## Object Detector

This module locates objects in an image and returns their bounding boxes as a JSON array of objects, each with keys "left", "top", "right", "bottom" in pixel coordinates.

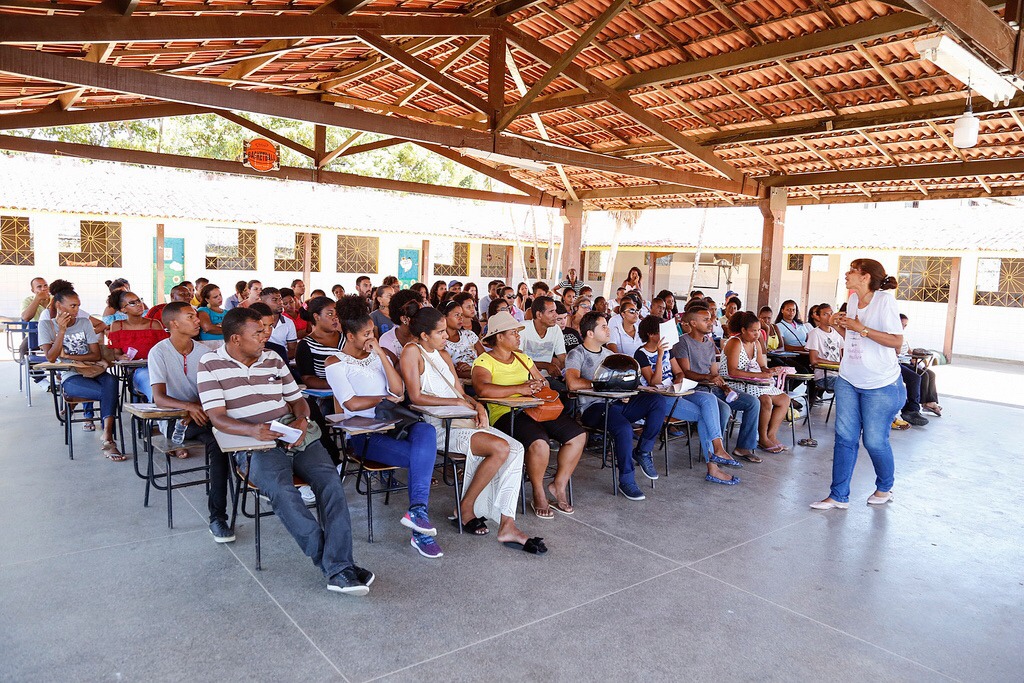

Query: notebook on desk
[{"left": 212, "top": 428, "right": 277, "bottom": 452}]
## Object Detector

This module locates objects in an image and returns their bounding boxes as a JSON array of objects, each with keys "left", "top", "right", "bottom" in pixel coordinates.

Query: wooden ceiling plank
[
  {"left": 708, "top": 0, "right": 765, "bottom": 46},
  {"left": 709, "top": 73, "right": 776, "bottom": 123},
  {"left": 355, "top": 31, "right": 490, "bottom": 113},
  {"left": 858, "top": 129, "right": 900, "bottom": 165},
  {"left": 624, "top": 5, "right": 693, "bottom": 62},
  {"left": 739, "top": 142, "right": 784, "bottom": 173},
  {"left": 795, "top": 137, "right": 839, "bottom": 170}
]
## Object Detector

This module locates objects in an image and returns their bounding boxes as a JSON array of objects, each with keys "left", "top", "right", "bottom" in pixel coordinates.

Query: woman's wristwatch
[{"left": 861, "top": 326, "right": 871, "bottom": 338}]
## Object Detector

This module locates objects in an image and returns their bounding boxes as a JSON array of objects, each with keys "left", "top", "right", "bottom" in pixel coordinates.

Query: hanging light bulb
[{"left": 953, "top": 77, "right": 980, "bottom": 149}]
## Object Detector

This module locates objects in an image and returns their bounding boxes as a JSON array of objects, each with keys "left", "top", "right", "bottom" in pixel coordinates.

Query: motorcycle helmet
[{"left": 591, "top": 354, "right": 641, "bottom": 392}]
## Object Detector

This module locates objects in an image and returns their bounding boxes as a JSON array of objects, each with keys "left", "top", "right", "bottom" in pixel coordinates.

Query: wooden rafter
[
  {"left": 764, "top": 158, "right": 1024, "bottom": 186},
  {"left": 853, "top": 42, "right": 912, "bottom": 105},
  {"left": 413, "top": 141, "right": 552, "bottom": 198},
  {"left": 776, "top": 58, "right": 838, "bottom": 116},
  {"left": 321, "top": 93, "right": 489, "bottom": 130},
  {"left": 0, "top": 102, "right": 207, "bottom": 130},
  {"left": 216, "top": 111, "right": 316, "bottom": 159}
]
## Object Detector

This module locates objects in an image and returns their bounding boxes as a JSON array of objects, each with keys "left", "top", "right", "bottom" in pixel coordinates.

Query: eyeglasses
[
  {"left": 125, "top": 299, "right": 143, "bottom": 307},
  {"left": 504, "top": 295, "right": 514, "bottom": 300},
  {"left": 623, "top": 308, "right": 637, "bottom": 314}
]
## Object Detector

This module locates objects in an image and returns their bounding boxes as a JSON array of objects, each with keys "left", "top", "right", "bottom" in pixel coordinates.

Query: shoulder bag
[{"left": 511, "top": 353, "right": 563, "bottom": 422}]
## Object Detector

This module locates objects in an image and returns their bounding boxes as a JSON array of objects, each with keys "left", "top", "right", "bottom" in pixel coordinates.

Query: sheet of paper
[
  {"left": 269, "top": 420, "right": 303, "bottom": 443},
  {"left": 672, "top": 378, "right": 698, "bottom": 393},
  {"left": 659, "top": 320, "right": 679, "bottom": 349}
]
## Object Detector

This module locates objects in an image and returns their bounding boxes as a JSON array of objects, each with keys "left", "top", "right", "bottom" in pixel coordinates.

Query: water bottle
[{"left": 171, "top": 418, "right": 187, "bottom": 444}]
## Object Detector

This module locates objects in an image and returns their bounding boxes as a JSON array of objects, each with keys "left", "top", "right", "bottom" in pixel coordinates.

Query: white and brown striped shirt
[{"left": 197, "top": 345, "right": 301, "bottom": 424}]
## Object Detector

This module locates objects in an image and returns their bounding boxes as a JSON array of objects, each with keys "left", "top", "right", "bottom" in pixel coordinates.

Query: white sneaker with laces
[{"left": 299, "top": 485, "right": 316, "bottom": 505}]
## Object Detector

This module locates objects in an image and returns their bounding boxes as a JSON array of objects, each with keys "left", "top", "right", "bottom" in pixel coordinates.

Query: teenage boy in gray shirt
[
  {"left": 148, "top": 302, "right": 234, "bottom": 544},
  {"left": 670, "top": 306, "right": 760, "bottom": 459},
  {"left": 565, "top": 312, "right": 668, "bottom": 501}
]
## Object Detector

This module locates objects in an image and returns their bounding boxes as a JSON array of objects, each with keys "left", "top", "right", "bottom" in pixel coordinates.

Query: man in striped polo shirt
[{"left": 198, "top": 307, "right": 372, "bottom": 596}]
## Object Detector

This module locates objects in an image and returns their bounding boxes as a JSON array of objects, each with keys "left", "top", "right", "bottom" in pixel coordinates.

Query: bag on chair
[{"left": 512, "top": 353, "right": 563, "bottom": 422}]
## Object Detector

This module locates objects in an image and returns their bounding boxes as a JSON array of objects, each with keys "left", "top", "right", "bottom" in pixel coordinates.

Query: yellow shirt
[{"left": 472, "top": 351, "right": 534, "bottom": 423}]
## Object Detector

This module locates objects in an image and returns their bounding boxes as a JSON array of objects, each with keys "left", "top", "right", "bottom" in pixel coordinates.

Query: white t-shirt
[
  {"left": 608, "top": 315, "right": 642, "bottom": 358},
  {"left": 379, "top": 327, "right": 402, "bottom": 359},
  {"left": 325, "top": 352, "right": 390, "bottom": 418},
  {"left": 518, "top": 321, "right": 566, "bottom": 364},
  {"left": 840, "top": 291, "right": 902, "bottom": 390},
  {"left": 268, "top": 314, "right": 297, "bottom": 348},
  {"left": 805, "top": 326, "right": 843, "bottom": 382}
]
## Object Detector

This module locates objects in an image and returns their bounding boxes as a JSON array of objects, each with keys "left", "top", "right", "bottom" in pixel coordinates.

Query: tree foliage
[{"left": 13, "top": 113, "right": 488, "bottom": 190}]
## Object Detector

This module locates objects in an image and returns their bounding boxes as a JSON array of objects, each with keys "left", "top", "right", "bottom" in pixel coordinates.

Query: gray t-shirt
[
  {"left": 148, "top": 338, "right": 212, "bottom": 403},
  {"left": 565, "top": 344, "right": 613, "bottom": 413},
  {"left": 670, "top": 334, "right": 717, "bottom": 375},
  {"left": 38, "top": 316, "right": 98, "bottom": 381}
]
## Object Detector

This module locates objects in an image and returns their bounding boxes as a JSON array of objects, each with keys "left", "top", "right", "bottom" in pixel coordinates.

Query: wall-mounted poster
[
  {"left": 398, "top": 248, "right": 419, "bottom": 288},
  {"left": 153, "top": 237, "right": 185, "bottom": 302}
]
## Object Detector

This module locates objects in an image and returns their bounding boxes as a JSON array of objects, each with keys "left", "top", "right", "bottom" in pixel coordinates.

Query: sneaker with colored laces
[
  {"left": 632, "top": 449, "right": 659, "bottom": 480},
  {"left": 618, "top": 481, "right": 647, "bottom": 500},
  {"left": 410, "top": 532, "right": 443, "bottom": 558},
  {"left": 327, "top": 567, "right": 370, "bottom": 596},
  {"left": 209, "top": 519, "right": 236, "bottom": 543},
  {"left": 400, "top": 505, "right": 437, "bottom": 536}
]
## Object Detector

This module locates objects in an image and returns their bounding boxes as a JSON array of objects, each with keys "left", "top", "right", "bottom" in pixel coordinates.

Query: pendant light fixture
[{"left": 953, "top": 79, "right": 980, "bottom": 149}]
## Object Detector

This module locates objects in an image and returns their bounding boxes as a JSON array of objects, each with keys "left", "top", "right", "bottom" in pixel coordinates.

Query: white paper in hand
[
  {"left": 659, "top": 319, "right": 680, "bottom": 349},
  {"left": 269, "top": 420, "right": 303, "bottom": 443}
]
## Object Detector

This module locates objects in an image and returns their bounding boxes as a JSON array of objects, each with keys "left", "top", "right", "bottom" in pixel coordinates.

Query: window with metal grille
[
  {"left": 787, "top": 254, "right": 804, "bottom": 271},
  {"left": 206, "top": 227, "right": 257, "bottom": 270},
  {"left": 0, "top": 215, "right": 33, "bottom": 266},
  {"left": 59, "top": 220, "right": 121, "bottom": 268},
  {"left": 586, "top": 251, "right": 606, "bottom": 282},
  {"left": 896, "top": 256, "right": 952, "bottom": 304},
  {"left": 336, "top": 235, "right": 379, "bottom": 274},
  {"left": 479, "top": 243, "right": 506, "bottom": 278},
  {"left": 275, "top": 232, "right": 321, "bottom": 272},
  {"left": 975, "top": 257, "right": 1024, "bottom": 308},
  {"left": 521, "top": 245, "right": 548, "bottom": 279},
  {"left": 434, "top": 242, "right": 469, "bottom": 278}
]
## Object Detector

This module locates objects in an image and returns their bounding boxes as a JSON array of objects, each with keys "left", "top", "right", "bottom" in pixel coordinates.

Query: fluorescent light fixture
[
  {"left": 915, "top": 35, "right": 1019, "bottom": 105},
  {"left": 454, "top": 147, "right": 551, "bottom": 173}
]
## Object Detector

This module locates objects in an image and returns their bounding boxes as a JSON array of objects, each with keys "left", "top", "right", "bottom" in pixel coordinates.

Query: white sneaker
[
  {"left": 809, "top": 499, "right": 849, "bottom": 510},
  {"left": 299, "top": 485, "right": 316, "bottom": 505},
  {"left": 867, "top": 491, "right": 893, "bottom": 505}
]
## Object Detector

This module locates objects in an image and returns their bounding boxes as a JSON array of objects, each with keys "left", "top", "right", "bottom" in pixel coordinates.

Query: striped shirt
[
  {"left": 295, "top": 334, "right": 343, "bottom": 380},
  {"left": 197, "top": 345, "right": 301, "bottom": 424}
]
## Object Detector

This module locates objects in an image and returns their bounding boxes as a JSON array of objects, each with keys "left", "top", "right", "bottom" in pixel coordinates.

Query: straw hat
[{"left": 483, "top": 311, "right": 524, "bottom": 338}]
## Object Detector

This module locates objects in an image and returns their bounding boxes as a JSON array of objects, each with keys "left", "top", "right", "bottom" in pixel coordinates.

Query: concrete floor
[{"left": 1, "top": 361, "right": 1021, "bottom": 682}]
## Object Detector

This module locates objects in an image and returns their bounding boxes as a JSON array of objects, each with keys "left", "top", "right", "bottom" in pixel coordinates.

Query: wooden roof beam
[
  {"left": 0, "top": 133, "right": 563, "bottom": 208},
  {"left": 518, "top": 12, "right": 932, "bottom": 116},
  {"left": 576, "top": 183, "right": 706, "bottom": 200},
  {"left": 764, "top": 157, "right": 1024, "bottom": 186},
  {"left": 0, "top": 15, "right": 505, "bottom": 43},
  {"left": 0, "top": 102, "right": 207, "bottom": 130},
  {"left": 926, "top": 120, "right": 970, "bottom": 162},
  {"left": 0, "top": 44, "right": 751, "bottom": 193},
  {"left": 496, "top": 0, "right": 629, "bottom": 133},
  {"left": 215, "top": 111, "right": 317, "bottom": 159},
  {"left": 412, "top": 141, "right": 556, "bottom": 199}
]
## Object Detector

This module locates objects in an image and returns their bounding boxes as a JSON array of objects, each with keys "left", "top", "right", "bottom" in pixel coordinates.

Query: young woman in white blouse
[
  {"left": 400, "top": 308, "right": 543, "bottom": 554},
  {"left": 324, "top": 296, "right": 442, "bottom": 559},
  {"left": 607, "top": 297, "right": 642, "bottom": 357},
  {"left": 811, "top": 259, "right": 906, "bottom": 511}
]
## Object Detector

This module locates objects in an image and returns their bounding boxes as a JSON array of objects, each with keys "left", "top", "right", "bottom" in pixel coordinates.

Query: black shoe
[
  {"left": 901, "top": 411, "right": 929, "bottom": 427},
  {"left": 353, "top": 565, "right": 375, "bottom": 587},
  {"left": 327, "top": 567, "right": 369, "bottom": 596},
  {"left": 209, "top": 519, "right": 235, "bottom": 543}
]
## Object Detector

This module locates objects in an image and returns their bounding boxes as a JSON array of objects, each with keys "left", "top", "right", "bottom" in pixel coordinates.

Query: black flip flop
[
  {"left": 502, "top": 537, "right": 548, "bottom": 555},
  {"left": 798, "top": 438, "right": 818, "bottom": 448},
  {"left": 448, "top": 515, "right": 489, "bottom": 535},
  {"left": 733, "top": 451, "right": 763, "bottom": 463}
]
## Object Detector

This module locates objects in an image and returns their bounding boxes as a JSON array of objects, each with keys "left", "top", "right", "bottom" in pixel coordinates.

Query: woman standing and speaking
[{"left": 811, "top": 259, "right": 906, "bottom": 510}]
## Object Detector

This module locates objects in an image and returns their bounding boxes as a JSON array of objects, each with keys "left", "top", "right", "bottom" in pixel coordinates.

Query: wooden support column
[
  {"left": 420, "top": 239, "right": 430, "bottom": 283},
  {"left": 943, "top": 256, "right": 962, "bottom": 361},
  {"left": 757, "top": 188, "right": 786, "bottom": 311},
  {"left": 559, "top": 200, "right": 583, "bottom": 284},
  {"left": 313, "top": 125, "right": 326, "bottom": 181},
  {"left": 505, "top": 245, "right": 515, "bottom": 281},
  {"left": 800, "top": 253, "right": 812, "bottom": 319},
  {"left": 302, "top": 232, "right": 312, "bottom": 295},
  {"left": 155, "top": 222, "right": 165, "bottom": 304}
]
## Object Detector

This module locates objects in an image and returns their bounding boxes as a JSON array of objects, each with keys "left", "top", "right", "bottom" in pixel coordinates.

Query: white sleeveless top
[{"left": 416, "top": 345, "right": 460, "bottom": 400}]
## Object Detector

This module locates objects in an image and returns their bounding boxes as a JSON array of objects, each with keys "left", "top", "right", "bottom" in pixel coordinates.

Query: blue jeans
[
  {"left": 132, "top": 367, "right": 153, "bottom": 402},
  {"left": 62, "top": 372, "right": 118, "bottom": 420},
  {"left": 666, "top": 391, "right": 729, "bottom": 457},
  {"left": 829, "top": 376, "right": 906, "bottom": 503},
  {"left": 900, "top": 364, "right": 921, "bottom": 413},
  {"left": 350, "top": 421, "right": 436, "bottom": 508},
  {"left": 241, "top": 440, "right": 354, "bottom": 579},
  {"left": 710, "top": 387, "right": 760, "bottom": 451},
  {"left": 582, "top": 392, "right": 668, "bottom": 486}
]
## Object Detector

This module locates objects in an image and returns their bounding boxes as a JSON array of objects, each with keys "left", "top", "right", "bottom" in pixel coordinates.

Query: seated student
[
  {"left": 607, "top": 293, "right": 642, "bottom": 358},
  {"left": 198, "top": 308, "right": 371, "bottom": 595},
  {"left": 481, "top": 296, "right": 511, "bottom": 338},
  {"left": 191, "top": 278, "right": 209, "bottom": 307},
  {"left": 331, "top": 284, "right": 345, "bottom": 300},
  {"left": 566, "top": 311, "right": 669, "bottom": 501},
  {"left": 106, "top": 289, "right": 169, "bottom": 401},
  {"left": 38, "top": 280, "right": 123, "bottom": 460},
  {"left": 295, "top": 297, "right": 341, "bottom": 390},
  {"left": 281, "top": 288, "right": 309, "bottom": 341},
  {"left": 453, "top": 291, "right": 482, "bottom": 337},
  {"left": 775, "top": 299, "right": 808, "bottom": 352},
  {"left": 22, "top": 276, "right": 50, "bottom": 323},
  {"left": 805, "top": 303, "right": 843, "bottom": 392},
  {"left": 473, "top": 311, "right": 585, "bottom": 518},
  {"left": 758, "top": 306, "right": 782, "bottom": 354},
  {"left": 721, "top": 296, "right": 741, "bottom": 331},
  {"left": 499, "top": 286, "right": 525, "bottom": 322},
  {"left": 634, "top": 315, "right": 741, "bottom": 483},
  {"left": 379, "top": 289, "right": 423, "bottom": 364},
  {"left": 900, "top": 313, "right": 942, "bottom": 418},
  {"left": 311, "top": 289, "right": 327, "bottom": 299},
  {"left": 100, "top": 278, "right": 132, "bottom": 326},
  {"left": 671, "top": 307, "right": 762, "bottom": 462},
  {"left": 259, "top": 287, "right": 297, "bottom": 361},
  {"left": 478, "top": 279, "right": 502, "bottom": 319},
  {"left": 592, "top": 296, "right": 609, "bottom": 315},
  {"left": 429, "top": 280, "right": 448, "bottom": 308},
  {"left": 370, "top": 285, "right": 393, "bottom": 336},
  {"left": 289, "top": 279, "right": 306, "bottom": 305},
  {"left": 519, "top": 296, "right": 566, "bottom": 383},
  {"left": 648, "top": 297, "right": 666, "bottom": 322},
  {"left": 248, "top": 302, "right": 288, "bottom": 365},
  {"left": 196, "top": 284, "right": 226, "bottom": 346},
  {"left": 440, "top": 299, "right": 484, "bottom": 379},
  {"left": 401, "top": 308, "right": 542, "bottom": 553},
  {"left": 560, "top": 286, "right": 577, "bottom": 316},
  {"left": 223, "top": 281, "right": 244, "bottom": 311},
  {"left": 149, "top": 302, "right": 232, "bottom": 539},
  {"left": 325, "top": 296, "right": 442, "bottom": 559},
  {"left": 144, "top": 284, "right": 191, "bottom": 322},
  {"left": 722, "top": 312, "right": 791, "bottom": 454},
  {"left": 555, "top": 302, "right": 582, "bottom": 354}
]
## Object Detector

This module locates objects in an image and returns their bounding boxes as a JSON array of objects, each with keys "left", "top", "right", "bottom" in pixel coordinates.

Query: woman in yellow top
[
  {"left": 472, "top": 312, "right": 586, "bottom": 519},
  {"left": 758, "top": 306, "right": 782, "bottom": 353}
]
